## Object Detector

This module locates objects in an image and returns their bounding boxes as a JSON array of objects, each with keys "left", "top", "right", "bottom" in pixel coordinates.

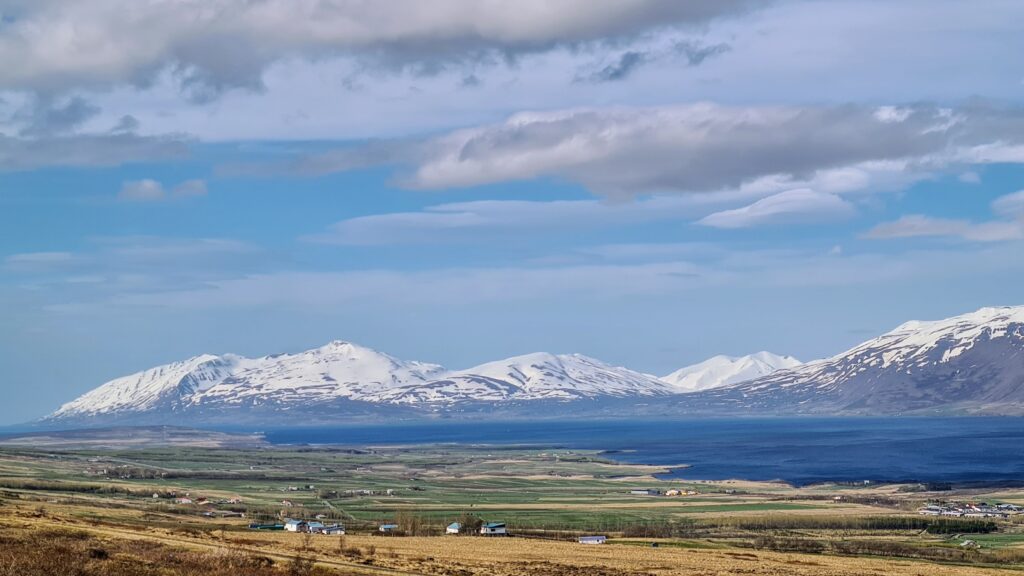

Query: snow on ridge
[
  {"left": 51, "top": 354, "right": 245, "bottom": 417},
  {"left": 49, "top": 305, "right": 1024, "bottom": 419},
  {"left": 50, "top": 345, "right": 680, "bottom": 419},
  {"left": 443, "top": 352, "right": 674, "bottom": 401},
  {"left": 725, "top": 304, "right": 1024, "bottom": 396},
  {"left": 661, "top": 352, "right": 801, "bottom": 393}
]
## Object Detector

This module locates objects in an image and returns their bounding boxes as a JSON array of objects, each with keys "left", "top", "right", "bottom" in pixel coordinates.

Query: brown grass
[
  {"left": 3, "top": 496, "right": 1023, "bottom": 576},
  {"left": 0, "top": 526, "right": 339, "bottom": 576}
]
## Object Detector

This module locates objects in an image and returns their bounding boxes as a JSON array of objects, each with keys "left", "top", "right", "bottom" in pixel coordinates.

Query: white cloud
[
  {"left": 0, "top": 0, "right": 758, "bottom": 95},
  {"left": 401, "top": 104, "right": 959, "bottom": 195},
  {"left": 865, "top": 190, "right": 1024, "bottom": 243},
  {"left": 117, "top": 178, "right": 208, "bottom": 202},
  {"left": 118, "top": 179, "right": 165, "bottom": 202},
  {"left": 40, "top": 241, "right": 1024, "bottom": 317},
  {"left": 299, "top": 103, "right": 1024, "bottom": 200},
  {"left": 697, "top": 189, "right": 856, "bottom": 229},
  {"left": 3, "top": 251, "right": 76, "bottom": 273},
  {"left": 0, "top": 132, "right": 187, "bottom": 172},
  {"left": 992, "top": 190, "right": 1024, "bottom": 219},
  {"left": 304, "top": 193, "right": 752, "bottom": 246},
  {"left": 4, "top": 251, "right": 74, "bottom": 265},
  {"left": 173, "top": 179, "right": 208, "bottom": 198},
  {"left": 958, "top": 171, "right": 981, "bottom": 184},
  {"left": 864, "top": 215, "right": 1024, "bottom": 243}
]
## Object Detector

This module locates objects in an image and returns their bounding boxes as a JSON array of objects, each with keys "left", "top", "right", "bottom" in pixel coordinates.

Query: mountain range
[{"left": 43, "top": 305, "right": 1024, "bottom": 424}]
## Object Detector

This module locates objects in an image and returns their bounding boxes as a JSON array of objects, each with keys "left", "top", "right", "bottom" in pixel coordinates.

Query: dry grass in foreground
[{"left": 0, "top": 526, "right": 338, "bottom": 576}]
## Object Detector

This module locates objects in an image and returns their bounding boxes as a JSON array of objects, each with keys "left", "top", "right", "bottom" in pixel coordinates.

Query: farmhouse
[
  {"left": 579, "top": 536, "right": 607, "bottom": 545},
  {"left": 379, "top": 524, "right": 399, "bottom": 533},
  {"left": 321, "top": 525, "right": 345, "bottom": 535},
  {"left": 446, "top": 522, "right": 462, "bottom": 534},
  {"left": 284, "top": 519, "right": 307, "bottom": 532},
  {"left": 480, "top": 522, "right": 507, "bottom": 536}
]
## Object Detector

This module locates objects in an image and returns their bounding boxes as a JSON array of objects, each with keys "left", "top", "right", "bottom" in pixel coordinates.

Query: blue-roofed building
[
  {"left": 284, "top": 519, "right": 307, "bottom": 532},
  {"left": 480, "top": 522, "right": 507, "bottom": 536},
  {"left": 446, "top": 522, "right": 462, "bottom": 534},
  {"left": 379, "top": 523, "right": 399, "bottom": 533}
]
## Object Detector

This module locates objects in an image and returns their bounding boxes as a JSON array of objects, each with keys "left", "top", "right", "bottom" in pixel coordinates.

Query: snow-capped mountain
[
  {"left": 50, "top": 354, "right": 251, "bottom": 419},
  {"left": 660, "top": 352, "right": 801, "bottom": 393},
  {"left": 191, "top": 341, "right": 445, "bottom": 407},
  {"left": 380, "top": 353, "right": 673, "bottom": 405},
  {"left": 686, "top": 306, "right": 1024, "bottom": 415},
  {"left": 43, "top": 305, "right": 1024, "bottom": 424},
  {"left": 46, "top": 345, "right": 674, "bottom": 422}
]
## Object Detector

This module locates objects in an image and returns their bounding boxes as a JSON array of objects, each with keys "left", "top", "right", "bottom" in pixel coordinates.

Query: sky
[{"left": 2, "top": 0, "right": 1024, "bottom": 424}]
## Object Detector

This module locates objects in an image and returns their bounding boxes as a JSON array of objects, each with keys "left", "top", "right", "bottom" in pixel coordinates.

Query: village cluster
[
  {"left": 257, "top": 519, "right": 610, "bottom": 544},
  {"left": 918, "top": 501, "right": 1024, "bottom": 518},
  {"left": 630, "top": 488, "right": 702, "bottom": 496}
]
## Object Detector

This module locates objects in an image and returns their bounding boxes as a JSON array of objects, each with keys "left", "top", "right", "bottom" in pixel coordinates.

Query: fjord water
[{"left": 264, "top": 418, "right": 1024, "bottom": 486}]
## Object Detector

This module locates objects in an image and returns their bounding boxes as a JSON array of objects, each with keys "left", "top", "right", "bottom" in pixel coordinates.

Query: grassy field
[{"left": 2, "top": 439, "right": 1024, "bottom": 575}]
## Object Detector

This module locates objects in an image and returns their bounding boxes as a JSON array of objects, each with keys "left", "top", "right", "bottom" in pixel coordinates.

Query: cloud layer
[
  {"left": 0, "top": 0, "right": 759, "bottom": 95},
  {"left": 300, "top": 103, "right": 1024, "bottom": 199}
]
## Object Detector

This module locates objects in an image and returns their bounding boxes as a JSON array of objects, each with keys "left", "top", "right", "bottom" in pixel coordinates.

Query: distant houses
[
  {"left": 579, "top": 535, "right": 607, "bottom": 545},
  {"left": 282, "top": 519, "right": 344, "bottom": 534},
  {"left": 918, "top": 501, "right": 1023, "bottom": 518},
  {"left": 629, "top": 489, "right": 661, "bottom": 496},
  {"left": 665, "top": 489, "right": 699, "bottom": 497},
  {"left": 379, "top": 523, "right": 399, "bottom": 533},
  {"left": 446, "top": 522, "right": 462, "bottom": 534},
  {"left": 480, "top": 522, "right": 507, "bottom": 536}
]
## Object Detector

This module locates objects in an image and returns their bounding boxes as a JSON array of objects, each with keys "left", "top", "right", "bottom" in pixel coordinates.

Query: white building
[
  {"left": 480, "top": 522, "right": 507, "bottom": 536},
  {"left": 284, "top": 520, "right": 307, "bottom": 532}
]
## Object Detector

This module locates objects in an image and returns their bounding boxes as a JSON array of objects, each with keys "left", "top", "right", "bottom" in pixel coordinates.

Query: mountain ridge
[{"left": 43, "top": 305, "right": 1024, "bottom": 423}]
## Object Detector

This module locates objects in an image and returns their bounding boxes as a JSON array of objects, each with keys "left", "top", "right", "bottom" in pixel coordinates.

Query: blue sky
[{"left": 2, "top": 0, "right": 1024, "bottom": 424}]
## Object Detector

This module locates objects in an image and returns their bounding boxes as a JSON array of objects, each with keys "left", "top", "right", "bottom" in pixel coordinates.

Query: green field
[{"left": 2, "top": 435, "right": 1024, "bottom": 572}]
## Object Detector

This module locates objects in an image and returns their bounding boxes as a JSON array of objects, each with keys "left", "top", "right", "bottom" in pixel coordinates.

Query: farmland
[{"left": 2, "top": 432, "right": 1024, "bottom": 575}]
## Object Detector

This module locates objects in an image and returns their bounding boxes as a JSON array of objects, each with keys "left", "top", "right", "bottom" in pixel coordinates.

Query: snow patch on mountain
[
  {"left": 413, "top": 352, "right": 674, "bottom": 403},
  {"left": 50, "top": 354, "right": 249, "bottom": 418},
  {"left": 661, "top": 352, "right": 802, "bottom": 393},
  {"left": 191, "top": 341, "right": 445, "bottom": 406},
  {"left": 689, "top": 305, "right": 1024, "bottom": 415}
]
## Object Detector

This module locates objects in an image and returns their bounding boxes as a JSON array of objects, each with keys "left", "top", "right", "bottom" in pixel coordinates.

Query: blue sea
[{"left": 262, "top": 418, "right": 1024, "bottom": 486}]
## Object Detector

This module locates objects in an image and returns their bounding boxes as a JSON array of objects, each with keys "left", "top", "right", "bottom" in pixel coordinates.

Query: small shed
[
  {"left": 379, "top": 524, "right": 399, "bottom": 533},
  {"left": 579, "top": 536, "right": 607, "bottom": 545},
  {"left": 480, "top": 522, "right": 507, "bottom": 536},
  {"left": 446, "top": 522, "right": 462, "bottom": 534}
]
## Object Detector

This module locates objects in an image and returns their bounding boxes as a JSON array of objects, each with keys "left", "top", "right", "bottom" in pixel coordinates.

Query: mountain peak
[
  {"left": 890, "top": 305, "right": 1024, "bottom": 334},
  {"left": 661, "top": 352, "right": 801, "bottom": 393},
  {"left": 691, "top": 304, "right": 1024, "bottom": 415}
]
